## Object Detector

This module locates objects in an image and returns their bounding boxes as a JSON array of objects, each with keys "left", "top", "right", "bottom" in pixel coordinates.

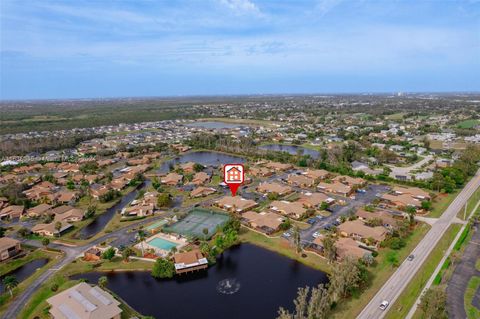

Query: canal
[
  {"left": 72, "top": 243, "right": 328, "bottom": 319},
  {"left": 0, "top": 258, "right": 49, "bottom": 293},
  {"left": 259, "top": 144, "right": 320, "bottom": 159}
]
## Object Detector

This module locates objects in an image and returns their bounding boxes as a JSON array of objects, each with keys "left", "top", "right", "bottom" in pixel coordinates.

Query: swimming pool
[{"left": 147, "top": 237, "right": 178, "bottom": 251}]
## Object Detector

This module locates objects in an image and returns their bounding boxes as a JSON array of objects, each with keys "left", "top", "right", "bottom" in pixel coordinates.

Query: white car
[
  {"left": 379, "top": 300, "right": 389, "bottom": 311},
  {"left": 312, "top": 231, "right": 321, "bottom": 238}
]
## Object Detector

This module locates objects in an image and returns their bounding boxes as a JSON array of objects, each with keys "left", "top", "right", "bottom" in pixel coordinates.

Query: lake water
[
  {"left": 71, "top": 243, "right": 328, "bottom": 319},
  {"left": 186, "top": 121, "right": 243, "bottom": 129},
  {"left": 0, "top": 258, "right": 49, "bottom": 293},
  {"left": 78, "top": 180, "right": 151, "bottom": 239},
  {"left": 259, "top": 144, "right": 320, "bottom": 159},
  {"left": 158, "top": 151, "right": 245, "bottom": 173}
]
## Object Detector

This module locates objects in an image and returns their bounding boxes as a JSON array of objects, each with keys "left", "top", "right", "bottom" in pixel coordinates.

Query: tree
[
  {"left": 421, "top": 200, "right": 432, "bottom": 211},
  {"left": 54, "top": 221, "right": 62, "bottom": 237},
  {"left": 137, "top": 230, "right": 146, "bottom": 257},
  {"left": 151, "top": 258, "right": 175, "bottom": 279},
  {"left": 42, "top": 237, "right": 50, "bottom": 248},
  {"left": 328, "top": 257, "right": 363, "bottom": 302},
  {"left": 3, "top": 275, "right": 18, "bottom": 297},
  {"left": 85, "top": 205, "right": 96, "bottom": 218},
  {"left": 292, "top": 226, "right": 302, "bottom": 254},
  {"left": 406, "top": 206, "right": 416, "bottom": 225},
  {"left": 202, "top": 228, "right": 209, "bottom": 238},
  {"left": 98, "top": 276, "right": 108, "bottom": 289},
  {"left": 322, "top": 236, "right": 337, "bottom": 263},
  {"left": 193, "top": 163, "right": 204, "bottom": 172},
  {"left": 121, "top": 247, "right": 133, "bottom": 262},
  {"left": 0, "top": 226, "right": 5, "bottom": 237},
  {"left": 102, "top": 247, "right": 116, "bottom": 260},
  {"left": 267, "top": 192, "right": 279, "bottom": 200},
  {"left": 157, "top": 193, "right": 173, "bottom": 208},
  {"left": 386, "top": 251, "right": 399, "bottom": 268},
  {"left": 277, "top": 284, "right": 330, "bottom": 319},
  {"left": 418, "top": 287, "right": 448, "bottom": 319}
]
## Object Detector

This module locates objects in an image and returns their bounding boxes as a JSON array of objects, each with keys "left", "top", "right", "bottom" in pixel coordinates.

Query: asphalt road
[{"left": 357, "top": 168, "right": 480, "bottom": 319}]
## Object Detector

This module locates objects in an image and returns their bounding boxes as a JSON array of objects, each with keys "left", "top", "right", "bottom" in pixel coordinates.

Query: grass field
[
  {"left": 457, "top": 119, "right": 480, "bottom": 129},
  {"left": 429, "top": 190, "right": 459, "bottom": 218},
  {"left": 465, "top": 276, "right": 480, "bottom": 319},
  {"left": 385, "top": 223, "right": 462, "bottom": 319},
  {"left": 476, "top": 259, "right": 480, "bottom": 271}
]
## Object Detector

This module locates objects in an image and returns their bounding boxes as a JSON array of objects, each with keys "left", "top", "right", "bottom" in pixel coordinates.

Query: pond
[
  {"left": 0, "top": 258, "right": 49, "bottom": 293},
  {"left": 71, "top": 243, "right": 328, "bottom": 319},
  {"left": 158, "top": 151, "right": 245, "bottom": 173},
  {"left": 259, "top": 144, "right": 320, "bottom": 159},
  {"left": 78, "top": 180, "right": 151, "bottom": 239},
  {"left": 185, "top": 121, "right": 244, "bottom": 129}
]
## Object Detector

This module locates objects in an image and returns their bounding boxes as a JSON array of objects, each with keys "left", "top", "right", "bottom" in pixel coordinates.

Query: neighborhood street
[{"left": 357, "top": 168, "right": 480, "bottom": 319}]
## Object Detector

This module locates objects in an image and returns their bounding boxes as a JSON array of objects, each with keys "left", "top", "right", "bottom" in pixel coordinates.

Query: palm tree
[
  {"left": 3, "top": 275, "right": 18, "bottom": 297},
  {"left": 41, "top": 237, "right": 50, "bottom": 248},
  {"left": 98, "top": 276, "right": 108, "bottom": 289},
  {"left": 122, "top": 247, "right": 133, "bottom": 262},
  {"left": 292, "top": 226, "right": 302, "bottom": 254},
  {"left": 137, "top": 230, "right": 146, "bottom": 257},
  {"left": 170, "top": 246, "right": 178, "bottom": 255}
]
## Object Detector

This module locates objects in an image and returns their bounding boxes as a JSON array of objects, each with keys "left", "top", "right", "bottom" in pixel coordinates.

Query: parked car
[
  {"left": 312, "top": 231, "right": 321, "bottom": 238},
  {"left": 307, "top": 218, "right": 317, "bottom": 225},
  {"left": 316, "top": 215, "right": 325, "bottom": 220},
  {"left": 282, "top": 232, "right": 291, "bottom": 238},
  {"left": 379, "top": 300, "right": 389, "bottom": 311},
  {"left": 357, "top": 189, "right": 366, "bottom": 193}
]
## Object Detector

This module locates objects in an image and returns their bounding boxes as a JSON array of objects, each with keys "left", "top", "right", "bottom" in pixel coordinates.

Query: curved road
[{"left": 357, "top": 169, "right": 480, "bottom": 319}]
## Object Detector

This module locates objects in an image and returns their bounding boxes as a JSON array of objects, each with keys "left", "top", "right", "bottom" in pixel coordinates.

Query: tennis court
[{"left": 164, "top": 208, "right": 230, "bottom": 239}]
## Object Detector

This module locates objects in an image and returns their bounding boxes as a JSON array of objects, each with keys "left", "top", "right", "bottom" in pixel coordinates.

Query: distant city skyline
[{"left": 1, "top": 0, "right": 479, "bottom": 100}]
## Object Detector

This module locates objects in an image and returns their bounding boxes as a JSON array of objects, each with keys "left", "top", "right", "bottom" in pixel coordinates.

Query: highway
[{"left": 357, "top": 169, "right": 480, "bottom": 319}]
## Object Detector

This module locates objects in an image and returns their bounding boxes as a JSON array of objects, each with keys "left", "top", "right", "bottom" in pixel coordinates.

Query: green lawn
[
  {"left": 429, "top": 190, "right": 459, "bottom": 218},
  {"left": 457, "top": 119, "right": 480, "bottom": 129},
  {"left": 18, "top": 256, "right": 153, "bottom": 319},
  {"left": 476, "top": 259, "right": 480, "bottom": 272},
  {"left": 465, "top": 276, "right": 480, "bottom": 319},
  {"left": 385, "top": 223, "right": 462, "bottom": 319}
]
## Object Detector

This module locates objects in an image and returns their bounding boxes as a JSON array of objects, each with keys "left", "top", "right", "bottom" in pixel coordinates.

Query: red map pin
[{"left": 224, "top": 164, "right": 244, "bottom": 197}]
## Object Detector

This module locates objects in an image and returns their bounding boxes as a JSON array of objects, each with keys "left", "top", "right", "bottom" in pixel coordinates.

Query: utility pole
[{"left": 464, "top": 200, "right": 468, "bottom": 220}]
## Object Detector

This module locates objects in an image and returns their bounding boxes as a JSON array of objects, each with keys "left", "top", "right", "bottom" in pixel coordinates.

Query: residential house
[
  {"left": 174, "top": 249, "right": 208, "bottom": 274},
  {"left": 286, "top": 174, "right": 315, "bottom": 188},
  {"left": 338, "top": 219, "right": 387, "bottom": 246},
  {"left": 32, "top": 221, "right": 73, "bottom": 237},
  {"left": 27, "top": 203, "right": 53, "bottom": 218},
  {"left": 241, "top": 211, "right": 284, "bottom": 234},
  {"left": 303, "top": 169, "right": 330, "bottom": 181},
  {"left": 191, "top": 172, "right": 210, "bottom": 185},
  {"left": 381, "top": 193, "right": 422, "bottom": 209},
  {"left": 0, "top": 205, "right": 25, "bottom": 219},
  {"left": 54, "top": 208, "right": 85, "bottom": 223},
  {"left": 122, "top": 204, "right": 154, "bottom": 217},
  {"left": 355, "top": 209, "right": 399, "bottom": 229},
  {"left": 264, "top": 161, "right": 293, "bottom": 172},
  {"left": 215, "top": 196, "right": 257, "bottom": 213},
  {"left": 256, "top": 182, "right": 292, "bottom": 196},
  {"left": 335, "top": 237, "right": 372, "bottom": 261},
  {"left": 0, "top": 237, "right": 21, "bottom": 261},
  {"left": 269, "top": 200, "right": 306, "bottom": 219},
  {"left": 296, "top": 192, "right": 334, "bottom": 208},
  {"left": 333, "top": 175, "right": 366, "bottom": 188},
  {"left": 47, "top": 282, "right": 122, "bottom": 319},
  {"left": 84, "top": 247, "right": 102, "bottom": 262},
  {"left": 161, "top": 173, "right": 184, "bottom": 186},
  {"left": 180, "top": 162, "right": 197, "bottom": 173},
  {"left": 190, "top": 186, "right": 216, "bottom": 198},
  {"left": 317, "top": 181, "right": 352, "bottom": 197},
  {"left": 90, "top": 184, "right": 111, "bottom": 200},
  {"left": 249, "top": 166, "right": 274, "bottom": 177},
  {"left": 392, "top": 186, "right": 431, "bottom": 200}
]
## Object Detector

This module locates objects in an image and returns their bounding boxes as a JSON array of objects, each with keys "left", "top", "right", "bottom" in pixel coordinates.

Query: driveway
[{"left": 446, "top": 224, "right": 480, "bottom": 319}]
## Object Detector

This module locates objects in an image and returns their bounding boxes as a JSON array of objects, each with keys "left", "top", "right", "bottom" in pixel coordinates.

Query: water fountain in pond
[{"left": 216, "top": 278, "right": 240, "bottom": 295}]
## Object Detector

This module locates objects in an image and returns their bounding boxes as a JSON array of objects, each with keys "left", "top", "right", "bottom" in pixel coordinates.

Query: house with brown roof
[
  {"left": 161, "top": 173, "right": 184, "bottom": 186},
  {"left": 335, "top": 237, "right": 372, "bottom": 261},
  {"left": 337, "top": 219, "right": 387, "bottom": 246},
  {"left": 110, "top": 178, "right": 128, "bottom": 191},
  {"left": 55, "top": 190, "right": 79, "bottom": 204},
  {"left": 190, "top": 186, "right": 217, "bottom": 198},
  {"left": 269, "top": 200, "right": 306, "bottom": 219},
  {"left": 241, "top": 211, "right": 285, "bottom": 234},
  {"left": 0, "top": 205, "right": 25, "bottom": 219},
  {"left": 264, "top": 161, "right": 293, "bottom": 171},
  {"left": 249, "top": 166, "right": 274, "bottom": 177},
  {"left": 180, "top": 162, "right": 197, "bottom": 173},
  {"left": 32, "top": 221, "right": 73, "bottom": 237},
  {"left": 296, "top": 192, "right": 334, "bottom": 208},
  {"left": 27, "top": 203, "right": 53, "bottom": 218},
  {"left": 381, "top": 193, "right": 422, "bottom": 209},
  {"left": 47, "top": 282, "right": 122, "bottom": 319},
  {"left": 317, "top": 181, "right": 353, "bottom": 197},
  {"left": 355, "top": 209, "right": 399, "bottom": 229},
  {"left": 83, "top": 247, "right": 102, "bottom": 262},
  {"left": 122, "top": 204, "right": 154, "bottom": 217},
  {"left": 174, "top": 250, "right": 208, "bottom": 274},
  {"left": 256, "top": 182, "right": 293, "bottom": 196},
  {"left": 286, "top": 174, "right": 315, "bottom": 188},
  {"left": 0, "top": 237, "right": 21, "bottom": 261},
  {"left": 215, "top": 196, "right": 258, "bottom": 213},
  {"left": 333, "top": 175, "right": 366, "bottom": 187},
  {"left": 54, "top": 208, "right": 85, "bottom": 222},
  {"left": 191, "top": 172, "right": 210, "bottom": 185},
  {"left": 90, "top": 184, "right": 111, "bottom": 199},
  {"left": 303, "top": 169, "right": 330, "bottom": 181},
  {"left": 393, "top": 186, "right": 431, "bottom": 200}
]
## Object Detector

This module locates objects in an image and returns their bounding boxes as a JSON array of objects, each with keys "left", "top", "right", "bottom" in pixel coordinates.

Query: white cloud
[{"left": 219, "top": 0, "right": 262, "bottom": 15}]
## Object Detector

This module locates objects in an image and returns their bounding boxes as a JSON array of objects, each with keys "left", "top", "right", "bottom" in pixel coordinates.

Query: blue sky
[{"left": 1, "top": 0, "right": 479, "bottom": 99}]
